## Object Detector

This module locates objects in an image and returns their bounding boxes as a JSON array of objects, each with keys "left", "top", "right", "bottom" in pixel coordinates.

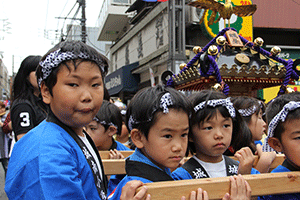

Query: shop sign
[{"left": 106, "top": 75, "right": 122, "bottom": 90}]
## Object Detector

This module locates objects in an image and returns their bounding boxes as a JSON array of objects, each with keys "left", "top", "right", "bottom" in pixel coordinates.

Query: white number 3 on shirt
[{"left": 20, "top": 112, "right": 30, "bottom": 127}]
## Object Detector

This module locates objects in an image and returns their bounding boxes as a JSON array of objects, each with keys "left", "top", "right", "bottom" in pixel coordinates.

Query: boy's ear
[
  {"left": 107, "top": 126, "right": 117, "bottom": 137},
  {"left": 40, "top": 82, "right": 51, "bottom": 104},
  {"left": 130, "top": 128, "right": 144, "bottom": 149},
  {"left": 268, "top": 137, "right": 283, "bottom": 152}
]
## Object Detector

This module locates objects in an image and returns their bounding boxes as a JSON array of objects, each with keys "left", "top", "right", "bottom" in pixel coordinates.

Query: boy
[
  {"left": 261, "top": 92, "right": 300, "bottom": 199},
  {"left": 5, "top": 41, "right": 149, "bottom": 200}
]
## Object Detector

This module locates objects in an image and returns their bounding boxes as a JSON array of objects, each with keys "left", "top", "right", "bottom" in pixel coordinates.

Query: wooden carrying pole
[
  {"left": 140, "top": 172, "right": 300, "bottom": 200},
  {"left": 100, "top": 151, "right": 285, "bottom": 175}
]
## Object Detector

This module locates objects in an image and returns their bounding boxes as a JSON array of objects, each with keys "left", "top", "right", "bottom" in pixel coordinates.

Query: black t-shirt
[{"left": 11, "top": 95, "right": 47, "bottom": 140}]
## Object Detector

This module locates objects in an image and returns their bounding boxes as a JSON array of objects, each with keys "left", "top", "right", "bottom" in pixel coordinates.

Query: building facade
[{"left": 97, "top": 0, "right": 300, "bottom": 101}]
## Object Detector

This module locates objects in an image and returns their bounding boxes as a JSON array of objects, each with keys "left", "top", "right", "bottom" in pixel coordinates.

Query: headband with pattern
[
  {"left": 262, "top": 101, "right": 300, "bottom": 152},
  {"left": 194, "top": 97, "right": 236, "bottom": 118},
  {"left": 238, "top": 105, "right": 257, "bottom": 117},
  {"left": 128, "top": 92, "right": 174, "bottom": 131},
  {"left": 38, "top": 49, "right": 106, "bottom": 87},
  {"left": 93, "top": 117, "right": 118, "bottom": 131}
]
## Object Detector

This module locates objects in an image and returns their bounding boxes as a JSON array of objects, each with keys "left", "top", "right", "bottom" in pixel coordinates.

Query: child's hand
[
  {"left": 181, "top": 188, "right": 208, "bottom": 200},
  {"left": 254, "top": 144, "right": 276, "bottom": 173},
  {"left": 120, "top": 180, "right": 151, "bottom": 200},
  {"left": 109, "top": 149, "right": 125, "bottom": 159},
  {"left": 222, "top": 175, "right": 251, "bottom": 200},
  {"left": 235, "top": 147, "right": 254, "bottom": 175}
]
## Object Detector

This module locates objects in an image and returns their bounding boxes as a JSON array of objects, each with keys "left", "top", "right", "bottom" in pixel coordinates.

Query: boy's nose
[{"left": 80, "top": 89, "right": 92, "bottom": 102}]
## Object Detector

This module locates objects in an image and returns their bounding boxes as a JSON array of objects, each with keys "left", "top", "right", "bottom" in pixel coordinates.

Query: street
[{"left": 0, "top": 165, "right": 8, "bottom": 200}]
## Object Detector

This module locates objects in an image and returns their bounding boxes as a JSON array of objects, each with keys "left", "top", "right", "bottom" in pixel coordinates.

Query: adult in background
[
  {"left": 0, "top": 101, "right": 9, "bottom": 175},
  {"left": 10, "top": 56, "right": 47, "bottom": 141}
]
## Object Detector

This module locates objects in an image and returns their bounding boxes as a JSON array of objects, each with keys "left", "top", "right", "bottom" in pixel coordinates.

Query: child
[
  {"left": 231, "top": 96, "right": 276, "bottom": 173},
  {"left": 260, "top": 92, "right": 300, "bottom": 199},
  {"left": 172, "top": 90, "right": 259, "bottom": 181},
  {"left": 108, "top": 86, "right": 251, "bottom": 200},
  {"left": 108, "top": 85, "right": 193, "bottom": 200},
  {"left": 85, "top": 100, "right": 131, "bottom": 195},
  {"left": 85, "top": 100, "right": 130, "bottom": 153},
  {"left": 10, "top": 55, "right": 48, "bottom": 141},
  {"left": 5, "top": 40, "right": 150, "bottom": 200}
]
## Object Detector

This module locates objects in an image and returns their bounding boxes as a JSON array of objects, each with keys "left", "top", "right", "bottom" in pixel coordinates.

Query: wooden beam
[
  {"left": 140, "top": 172, "right": 300, "bottom": 200},
  {"left": 101, "top": 152, "right": 285, "bottom": 176},
  {"left": 99, "top": 151, "right": 134, "bottom": 159}
]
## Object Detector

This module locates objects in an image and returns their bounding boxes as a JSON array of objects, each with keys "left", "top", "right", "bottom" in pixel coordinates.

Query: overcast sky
[{"left": 0, "top": 0, "right": 103, "bottom": 75}]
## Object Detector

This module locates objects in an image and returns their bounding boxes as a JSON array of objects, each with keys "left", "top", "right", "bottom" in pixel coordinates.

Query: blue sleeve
[
  {"left": 107, "top": 174, "right": 126, "bottom": 196},
  {"left": 172, "top": 167, "right": 193, "bottom": 180},
  {"left": 6, "top": 144, "right": 99, "bottom": 200},
  {"left": 250, "top": 168, "right": 260, "bottom": 174},
  {"left": 116, "top": 141, "right": 131, "bottom": 151},
  {"left": 108, "top": 176, "right": 152, "bottom": 200}
]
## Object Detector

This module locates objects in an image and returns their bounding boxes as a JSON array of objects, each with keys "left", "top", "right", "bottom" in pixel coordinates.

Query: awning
[{"left": 105, "top": 62, "right": 140, "bottom": 96}]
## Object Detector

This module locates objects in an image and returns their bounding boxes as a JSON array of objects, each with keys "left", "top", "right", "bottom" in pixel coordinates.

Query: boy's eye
[
  {"left": 203, "top": 126, "right": 212, "bottom": 130},
  {"left": 68, "top": 83, "right": 78, "bottom": 87},
  {"left": 90, "top": 127, "right": 96, "bottom": 131},
  {"left": 163, "top": 134, "right": 172, "bottom": 139},
  {"left": 92, "top": 83, "right": 101, "bottom": 87},
  {"left": 181, "top": 133, "right": 188, "bottom": 138}
]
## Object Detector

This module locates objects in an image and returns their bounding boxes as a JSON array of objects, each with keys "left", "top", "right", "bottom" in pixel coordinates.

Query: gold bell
[
  {"left": 193, "top": 46, "right": 202, "bottom": 54},
  {"left": 179, "top": 63, "right": 187, "bottom": 70},
  {"left": 254, "top": 37, "right": 264, "bottom": 46},
  {"left": 208, "top": 45, "right": 218, "bottom": 56},
  {"left": 216, "top": 36, "right": 226, "bottom": 46},
  {"left": 211, "top": 83, "right": 223, "bottom": 91},
  {"left": 270, "top": 46, "right": 281, "bottom": 56}
]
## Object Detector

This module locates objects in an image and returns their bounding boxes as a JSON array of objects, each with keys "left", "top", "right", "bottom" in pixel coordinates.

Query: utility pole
[
  {"left": 168, "top": 0, "right": 186, "bottom": 75},
  {"left": 78, "top": 0, "right": 87, "bottom": 43}
]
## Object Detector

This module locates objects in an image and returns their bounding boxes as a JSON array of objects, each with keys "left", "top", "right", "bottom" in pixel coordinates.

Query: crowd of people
[{"left": 1, "top": 40, "right": 299, "bottom": 199}]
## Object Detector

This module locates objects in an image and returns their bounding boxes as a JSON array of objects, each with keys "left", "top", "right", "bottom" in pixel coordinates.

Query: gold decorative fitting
[
  {"left": 270, "top": 46, "right": 281, "bottom": 56},
  {"left": 193, "top": 46, "right": 202, "bottom": 54},
  {"left": 179, "top": 63, "right": 187, "bottom": 70},
  {"left": 216, "top": 36, "right": 226, "bottom": 46},
  {"left": 211, "top": 83, "right": 222, "bottom": 91},
  {"left": 235, "top": 53, "right": 250, "bottom": 64},
  {"left": 208, "top": 45, "right": 218, "bottom": 55},
  {"left": 254, "top": 37, "right": 264, "bottom": 46}
]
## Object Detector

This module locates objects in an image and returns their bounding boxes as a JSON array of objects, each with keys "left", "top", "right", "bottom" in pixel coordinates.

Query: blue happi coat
[
  {"left": 108, "top": 148, "right": 173, "bottom": 200},
  {"left": 5, "top": 120, "right": 107, "bottom": 200}
]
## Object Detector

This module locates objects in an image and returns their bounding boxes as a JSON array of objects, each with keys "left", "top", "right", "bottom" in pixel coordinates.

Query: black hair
[
  {"left": 126, "top": 85, "right": 193, "bottom": 139},
  {"left": 188, "top": 90, "right": 252, "bottom": 155},
  {"left": 11, "top": 55, "right": 41, "bottom": 102},
  {"left": 266, "top": 92, "right": 300, "bottom": 141},
  {"left": 36, "top": 40, "right": 109, "bottom": 95},
  {"left": 94, "top": 100, "right": 123, "bottom": 135},
  {"left": 231, "top": 96, "right": 263, "bottom": 124},
  {"left": 103, "top": 87, "right": 111, "bottom": 101}
]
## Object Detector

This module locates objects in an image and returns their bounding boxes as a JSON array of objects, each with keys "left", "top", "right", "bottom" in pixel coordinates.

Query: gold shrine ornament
[
  {"left": 216, "top": 36, "right": 226, "bottom": 46},
  {"left": 193, "top": 46, "right": 202, "bottom": 54},
  {"left": 254, "top": 37, "right": 264, "bottom": 46},
  {"left": 208, "top": 45, "right": 218, "bottom": 55}
]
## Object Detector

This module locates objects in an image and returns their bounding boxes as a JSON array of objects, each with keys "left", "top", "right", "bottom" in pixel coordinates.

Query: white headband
[
  {"left": 93, "top": 117, "right": 118, "bottom": 130},
  {"left": 262, "top": 101, "right": 300, "bottom": 152},
  {"left": 194, "top": 97, "right": 236, "bottom": 118},
  {"left": 238, "top": 105, "right": 257, "bottom": 117},
  {"left": 38, "top": 49, "right": 106, "bottom": 87},
  {"left": 128, "top": 92, "right": 174, "bottom": 131}
]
